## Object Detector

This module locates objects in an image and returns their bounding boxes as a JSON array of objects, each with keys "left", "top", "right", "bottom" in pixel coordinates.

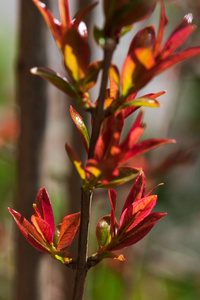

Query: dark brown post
[{"left": 14, "top": 0, "right": 49, "bottom": 299}]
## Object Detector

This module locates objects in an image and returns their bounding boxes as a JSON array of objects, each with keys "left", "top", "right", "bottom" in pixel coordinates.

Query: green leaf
[
  {"left": 96, "top": 215, "right": 111, "bottom": 248},
  {"left": 31, "top": 67, "right": 76, "bottom": 97},
  {"left": 70, "top": 106, "right": 90, "bottom": 153},
  {"left": 118, "top": 97, "right": 160, "bottom": 111}
]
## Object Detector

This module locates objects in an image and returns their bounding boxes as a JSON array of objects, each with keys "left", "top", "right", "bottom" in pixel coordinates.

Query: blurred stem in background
[{"left": 14, "top": 0, "right": 49, "bottom": 299}]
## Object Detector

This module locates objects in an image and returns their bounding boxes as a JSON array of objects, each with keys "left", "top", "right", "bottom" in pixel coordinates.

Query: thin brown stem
[
  {"left": 88, "top": 48, "right": 114, "bottom": 159},
  {"left": 72, "top": 47, "right": 114, "bottom": 300},
  {"left": 72, "top": 189, "right": 92, "bottom": 300}
]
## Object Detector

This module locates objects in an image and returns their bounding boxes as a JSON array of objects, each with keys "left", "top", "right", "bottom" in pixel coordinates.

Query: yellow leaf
[{"left": 135, "top": 47, "right": 155, "bottom": 69}]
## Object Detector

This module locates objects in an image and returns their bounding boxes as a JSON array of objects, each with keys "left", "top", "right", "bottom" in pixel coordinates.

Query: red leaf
[
  {"left": 120, "top": 138, "right": 176, "bottom": 163},
  {"left": 63, "top": 29, "right": 90, "bottom": 81},
  {"left": 35, "top": 187, "right": 55, "bottom": 235},
  {"left": 109, "top": 65, "right": 120, "bottom": 99},
  {"left": 109, "top": 189, "right": 117, "bottom": 236},
  {"left": 119, "top": 111, "right": 145, "bottom": 158},
  {"left": 33, "top": 0, "right": 62, "bottom": 49},
  {"left": 154, "top": 2, "right": 168, "bottom": 56},
  {"left": 118, "top": 195, "right": 157, "bottom": 235},
  {"left": 8, "top": 208, "right": 49, "bottom": 254},
  {"left": 57, "top": 212, "right": 81, "bottom": 250},
  {"left": 59, "top": 0, "right": 71, "bottom": 31},
  {"left": 73, "top": 2, "right": 98, "bottom": 30},
  {"left": 121, "top": 171, "right": 145, "bottom": 214},
  {"left": 70, "top": 106, "right": 90, "bottom": 153},
  {"left": 112, "top": 212, "right": 166, "bottom": 250},
  {"left": 94, "top": 113, "right": 124, "bottom": 161},
  {"left": 160, "top": 14, "right": 195, "bottom": 60},
  {"left": 155, "top": 47, "right": 200, "bottom": 75},
  {"left": 31, "top": 216, "right": 53, "bottom": 244}
]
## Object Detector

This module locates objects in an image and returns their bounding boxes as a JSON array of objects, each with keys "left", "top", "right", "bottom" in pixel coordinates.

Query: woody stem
[{"left": 72, "top": 47, "right": 114, "bottom": 300}]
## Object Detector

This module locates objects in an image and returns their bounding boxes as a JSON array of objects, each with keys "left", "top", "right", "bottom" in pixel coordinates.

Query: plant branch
[
  {"left": 88, "top": 48, "right": 115, "bottom": 159},
  {"left": 72, "top": 47, "right": 114, "bottom": 300},
  {"left": 72, "top": 188, "right": 92, "bottom": 300}
]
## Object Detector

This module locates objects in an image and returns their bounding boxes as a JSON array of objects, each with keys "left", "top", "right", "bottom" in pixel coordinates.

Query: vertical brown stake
[{"left": 14, "top": 0, "right": 49, "bottom": 300}]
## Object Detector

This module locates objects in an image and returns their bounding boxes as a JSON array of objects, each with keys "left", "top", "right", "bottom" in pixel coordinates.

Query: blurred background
[{"left": 0, "top": 0, "right": 200, "bottom": 299}]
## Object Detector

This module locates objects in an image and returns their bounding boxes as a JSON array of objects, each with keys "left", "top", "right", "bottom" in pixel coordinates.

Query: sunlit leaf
[
  {"left": 121, "top": 171, "right": 145, "bottom": 213},
  {"left": 35, "top": 187, "right": 55, "bottom": 235},
  {"left": 57, "top": 212, "right": 81, "bottom": 250},
  {"left": 64, "top": 29, "right": 90, "bottom": 81},
  {"left": 33, "top": 0, "right": 62, "bottom": 49},
  {"left": 59, "top": 0, "right": 71, "bottom": 31},
  {"left": 121, "top": 55, "right": 136, "bottom": 96},
  {"left": 118, "top": 195, "right": 157, "bottom": 235},
  {"left": 65, "top": 143, "right": 86, "bottom": 180},
  {"left": 109, "top": 65, "right": 120, "bottom": 99},
  {"left": 8, "top": 208, "right": 50, "bottom": 253},
  {"left": 70, "top": 106, "right": 90, "bottom": 153},
  {"left": 31, "top": 215, "right": 53, "bottom": 244},
  {"left": 160, "top": 14, "right": 196, "bottom": 60},
  {"left": 83, "top": 61, "right": 103, "bottom": 91},
  {"left": 155, "top": 47, "right": 200, "bottom": 75}
]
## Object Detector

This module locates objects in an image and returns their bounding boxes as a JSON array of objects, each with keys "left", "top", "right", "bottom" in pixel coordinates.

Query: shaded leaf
[
  {"left": 97, "top": 167, "right": 140, "bottom": 188},
  {"left": 118, "top": 97, "right": 160, "bottom": 110},
  {"left": 120, "top": 138, "right": 176, "bottom": 164},
  {"left": 73, "top": 2, "right": 98, "bottom": 29},
  {"left": 31, "top": 67, "right": 76, "bottom": 97},
  {"left": 113, "top": 212, "right": 166, "bottom": 250}
]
